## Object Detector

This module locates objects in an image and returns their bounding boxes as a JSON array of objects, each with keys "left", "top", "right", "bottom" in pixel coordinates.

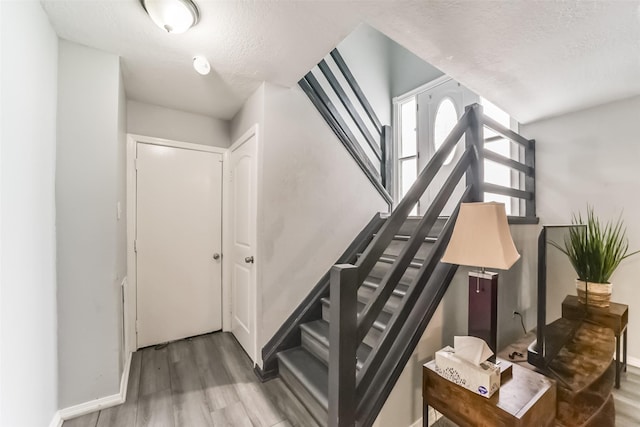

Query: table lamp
[{"left": 441, "top": 202, "right": 520, "bottom": 355}]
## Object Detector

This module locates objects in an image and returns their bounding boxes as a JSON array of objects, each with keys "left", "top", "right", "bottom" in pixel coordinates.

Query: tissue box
[{"left": 434, "top": 346, "right": 500, "bottom": 398}]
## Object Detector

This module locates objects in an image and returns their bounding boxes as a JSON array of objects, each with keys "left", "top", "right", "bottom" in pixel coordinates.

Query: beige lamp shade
[{"left": 441, "top": 202, "right": 520, "bottom": 270}]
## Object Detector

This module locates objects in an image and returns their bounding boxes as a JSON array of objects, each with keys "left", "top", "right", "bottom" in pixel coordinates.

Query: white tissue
[{"left": 453, "top": 336, "right": 494, "bottom": 366}]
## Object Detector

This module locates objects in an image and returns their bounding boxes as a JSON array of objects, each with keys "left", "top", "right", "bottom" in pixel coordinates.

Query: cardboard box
[{"left": 434, "top": 346, "right": 500, "bottom": 398}]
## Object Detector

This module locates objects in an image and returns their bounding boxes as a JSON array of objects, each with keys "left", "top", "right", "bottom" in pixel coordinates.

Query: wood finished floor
[
  {"left": 612, "top": 365, "right": 640, "bottom": 426},
  {"left": 63, "top": 332, "right": 318, "bottom": 427}
]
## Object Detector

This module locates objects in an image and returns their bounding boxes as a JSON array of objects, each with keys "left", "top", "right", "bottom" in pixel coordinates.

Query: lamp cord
[{"left": 513, "top": 311, "right": 527, "bottom": 335}]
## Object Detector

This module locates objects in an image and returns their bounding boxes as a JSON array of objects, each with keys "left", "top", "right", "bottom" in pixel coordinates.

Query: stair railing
[
  {"left": 299, "top": 49, "right": 393, "bottom": 208},
  {"left": 328, "top": 103, "right": 537, "bottom": 427}
]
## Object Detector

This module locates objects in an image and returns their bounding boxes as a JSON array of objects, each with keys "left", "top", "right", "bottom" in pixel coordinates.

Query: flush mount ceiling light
[
  {"left": 193, "top": 56, "right": 211, "bottom": 75},
  {"left": 141, "top": 0, "right": 200, "bottom": 34}
]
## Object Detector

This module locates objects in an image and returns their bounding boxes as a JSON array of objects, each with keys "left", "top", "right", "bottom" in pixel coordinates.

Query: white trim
[
  {"left": 125, "top": 134, "right": 225, "bottom": 351},
  {"left": 392, "top": 75, "right": 452, "bottom": 104},
  {"left": 409, "top": 419, "right": 423, "bottom": 427},
  {"left": 626, "top": 355, "right": 640, "bottom": 368},
  {"left": 126, "top": 135, "right": 138, "bottom": 351},
  {"left": 119, "top": 349, "right": 133, "bottom": 402},
  {"left": 127, "top": 133, "right": 226, "bottom": 154},
  {"left": 121, "top": 277, "right": 134, "bottom": 355},
  {"left": 48, "top": 412, "right": 63, "bottom": 427},
  {"left": 51, "top": 351, "right": 132, "bottom": 424},
  {"left": 224, "top": 125, "right": 261, "bottom": 366}
]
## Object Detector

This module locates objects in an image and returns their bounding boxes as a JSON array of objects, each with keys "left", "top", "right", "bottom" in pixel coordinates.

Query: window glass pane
[
  {"left": 485, "top": 138, "right": 509, "bottom": 156},
  {"left": 400, "top": 157, "right": 417, "bottom": 199},
  {"left": 400, "top": 99, "right": 416, "bottom": 158},
  {"left": 480, "top": 97, "right": 510, "bottom": 140},
  {"left": 484, "top": 159, "right": 511, "bottom": 186},
  {"left": 434, "top": 98, "right": 458, "bottom": 165},
  {"left": 485, "top": 193, "right": 512, "bottom": 215}
]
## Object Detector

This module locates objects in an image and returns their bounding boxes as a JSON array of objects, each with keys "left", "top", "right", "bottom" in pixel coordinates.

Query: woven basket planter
[{"left": 575, "top": 280, "right": 612, "bottom": 308}]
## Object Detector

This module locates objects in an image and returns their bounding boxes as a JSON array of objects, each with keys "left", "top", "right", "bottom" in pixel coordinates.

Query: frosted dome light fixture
[
  {"left": 141, "top": 0, "right": 200, "bottom": 34},
  {"left": 193, "top": 56, "right": 211, "bottom": 75}
]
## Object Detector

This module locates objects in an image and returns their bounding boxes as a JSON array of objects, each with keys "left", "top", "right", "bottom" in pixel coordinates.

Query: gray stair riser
[
  {"left": 368, "top": 260, "right": 421, "bottom": 284},
  {"left": 301, "top": 333, "right": 330, "bottom": 370},
  {"left": 399, "top": 217, "right": 446, "bottom": 237},
  {"left": 278, "top": 358, "right": 328, "bottom": 425},
  {"left": 300, "top": 321, "right": 371, "bottom": 371},
  {"left": 358, "top": 284, "right": 402, "bottom": 311},
  {"left": 383, "top": 239, "right": 435, "bottom": 260},
  {"left": 321, "top": 303, "right": 382, "bottom": 348}
]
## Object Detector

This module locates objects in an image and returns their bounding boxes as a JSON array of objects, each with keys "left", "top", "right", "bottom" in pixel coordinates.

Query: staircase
[
  {"left": 259, "top": 102, "right": 536, "bottom": 426},
  {"left": 276, "top": 217, "right": 446, "bottom": 424},
  {"left": 259, "top": 47, "right": 537, "bottom": 427}
]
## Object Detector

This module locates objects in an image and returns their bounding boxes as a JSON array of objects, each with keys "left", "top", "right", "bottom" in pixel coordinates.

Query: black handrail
[
  {"left": 354, "top": 110, "right": 472, "bottom": 285},
  {"left": 330, "top": 49, "right": 382, "bottom": 134},
  {"left": 328, "top": 102, "right": 537, "bottom": 427},
  {"left": 318, "top": 59, "right": 382, "bottom": 161},
  {"left": 259, "top": 213, "right": 386, "bottom": 378},
  {"left": 356, "top": 146, "right": 477, "bottom": 343},
  {"left": 300, "top": 48, "right": 393, "bottom": 207},
  {"left": 357, "top": 186, "right": 473, "bottom": 393}
]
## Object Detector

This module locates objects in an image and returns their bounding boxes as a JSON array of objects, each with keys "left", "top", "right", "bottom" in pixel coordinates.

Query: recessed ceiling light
[
  {"left": 193, "top": 56, "right": 211, "bottom": 75},
  {"left": 141, "top": 0, "right": 200, "bottom": 34}
]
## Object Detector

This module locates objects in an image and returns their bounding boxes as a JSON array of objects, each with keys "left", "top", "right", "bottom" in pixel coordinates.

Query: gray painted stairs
[{"left": 275, "top": 217, "right": 445, "bottom": 425}]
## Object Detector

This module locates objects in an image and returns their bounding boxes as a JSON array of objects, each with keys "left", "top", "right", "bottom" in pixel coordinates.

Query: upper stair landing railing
[
  {"left": 328, "top": 103, "right": 536, "bottom": 427},
  {"left": 299, "top": 49, "right": 393, "bottom": 208}
]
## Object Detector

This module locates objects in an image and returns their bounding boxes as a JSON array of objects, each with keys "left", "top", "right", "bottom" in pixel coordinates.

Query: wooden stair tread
[{"left": 548, "top": 320, "right": 615, "bottom": 395}]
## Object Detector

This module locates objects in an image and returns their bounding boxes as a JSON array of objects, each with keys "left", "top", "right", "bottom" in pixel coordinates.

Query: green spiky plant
[{"left": 550, "top": 206, "right": 639, "bottom": 284}]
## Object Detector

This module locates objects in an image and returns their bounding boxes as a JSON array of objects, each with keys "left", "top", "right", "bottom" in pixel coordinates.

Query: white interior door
[
  {"left": 136, "top": 142, "right": 223, "bottom": 348},
  {"left": 229, "top": 132, "right": 257, "bottom": 361}
]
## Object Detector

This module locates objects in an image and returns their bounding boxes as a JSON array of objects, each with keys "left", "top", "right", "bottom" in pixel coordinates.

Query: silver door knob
[
  {"left": 244, "top": 256, "right": 254, "bottom": 264},
  {"left": 212, "top": 253, "right": 220, "bottom": 260}
]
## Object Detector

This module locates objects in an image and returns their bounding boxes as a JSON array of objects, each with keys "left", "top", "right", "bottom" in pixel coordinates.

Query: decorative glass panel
[{"left": 434, "top": 98, "right": 458, "bottom": 165}]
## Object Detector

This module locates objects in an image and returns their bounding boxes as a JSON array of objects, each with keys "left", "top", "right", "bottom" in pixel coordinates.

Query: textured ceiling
[{"left": 42, "top": 0, "right": 640, "bottom": 123}]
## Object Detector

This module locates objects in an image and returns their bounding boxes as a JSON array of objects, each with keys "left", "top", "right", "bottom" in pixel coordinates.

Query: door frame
[
  {"left": 223, "top": 125, "right": 261, "bottom": 365},
  {"left": 125, "top": 134, "right": 226, "bottom": 352}
]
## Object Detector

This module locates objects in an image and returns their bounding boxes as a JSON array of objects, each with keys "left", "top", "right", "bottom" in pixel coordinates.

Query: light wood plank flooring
[
  {"left": 63, "top": 332, "right": 318, "bottom": 427},
  {"left": 612, "top": 365, "right": 640, "bottom": 426}
]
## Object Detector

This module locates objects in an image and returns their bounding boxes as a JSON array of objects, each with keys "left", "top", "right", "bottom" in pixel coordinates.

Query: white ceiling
[{"left": 42, "top": 0, "right": 640, "bottom": 123}]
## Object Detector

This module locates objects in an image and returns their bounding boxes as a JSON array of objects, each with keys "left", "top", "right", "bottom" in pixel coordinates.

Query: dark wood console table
[
  {"left": 423, "top": 360, "right": 556, "bottom": 427},
  {"left": 562, "top": 295, "right": 628, "bottom": 388}
]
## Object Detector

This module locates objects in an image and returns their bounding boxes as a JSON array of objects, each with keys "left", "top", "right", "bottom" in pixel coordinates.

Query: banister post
[
  {"left": 329, "top": 264, "right": 358, "bottom": 427},
  {"left": 525, "top": 139, "right": 536, "bottom": 217},
  {"left": 465, "top": 103, "right": 484, "bottom": 202},
  {"left": 381, "top": 125, "right": 393, "bottom": 202}
]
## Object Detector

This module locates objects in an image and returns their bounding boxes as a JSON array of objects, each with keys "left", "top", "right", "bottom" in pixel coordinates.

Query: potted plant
[{"left": 551, "top": 206, "right": 639, "bottom": 307}]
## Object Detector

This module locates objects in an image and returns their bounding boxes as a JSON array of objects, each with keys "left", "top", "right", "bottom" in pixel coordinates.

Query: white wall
[
  {"left": 56, "top": 40, "right": 126, "bottom": 408},
  {"left": 0, "top": 2, "right": 59, "bottom": 426},
  {"left": 229, "top": 84, "right": 265, "bottom": 143},
  {"left": 522, "top": 95, "right": 640, "bottom": 360},
  {"left": 231, "top": 83, "right": 388, "bottom": 365},
  {"left": 389, "top": 42, "right": 444, "bottom": 98},
  {"left": 127, "top": 100, "right": 230, "bottom": 148}
]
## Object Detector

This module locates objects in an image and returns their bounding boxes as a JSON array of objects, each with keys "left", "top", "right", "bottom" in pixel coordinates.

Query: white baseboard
[
  {"left": 49, "top": 351, "right": 132, "bottom": 425},
  {"left": 627, "top": 356, "right": 640, "bottom": 368},
  {"left": 48, "top": 412, "right": 63, "bottom": 427},
  {"left": 409, "top": 419, "right": 422, "bottom": 427}
]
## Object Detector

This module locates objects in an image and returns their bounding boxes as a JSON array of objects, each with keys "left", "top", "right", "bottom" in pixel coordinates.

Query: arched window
[{"left": 434, "top": 98, "right": 458, "bottom": 165}]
